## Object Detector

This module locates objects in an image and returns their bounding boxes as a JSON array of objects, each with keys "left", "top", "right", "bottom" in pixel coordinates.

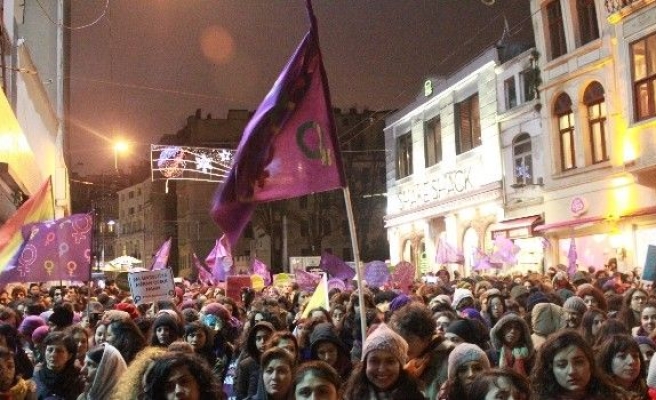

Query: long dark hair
[
  {"left": 106, "top": 319, "right": 145, "bottom": 364},
  {"left": 577, "top": 306, "right": 606, "bottom": 345},
  {"left": 142, "top": 352, "right": 223, "bottom": 400},
  {"left": 530, "top": 330, "right": 625, "bottom": 400},
  {"left": 294, "top": 361, "right": 341, "bottom": 397},
  {"left": 617, "top": 288, "right": 648, "bottom": 329},
  {"left": 595, "top": 334, "right": 647, "bottom": 395},
  {"left": 342, "top": 354, "right": 421, "bottom": 400},
  {"left": 467, "top": 368, "right": 529, "bottom": 400}
]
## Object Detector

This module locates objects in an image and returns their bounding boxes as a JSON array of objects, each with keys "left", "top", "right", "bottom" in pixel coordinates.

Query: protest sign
[
  {"left": 226, "top": 275, "right": 252, "bottom": 303},
  {"left": 128, "top": 268, "right": 175, "bottom": 305},
  {"left": 364, "top": 260, "right": 390, "bottom": 288},
  {"left": 643, "top": 245, "right": 656, "bottom": 282}
]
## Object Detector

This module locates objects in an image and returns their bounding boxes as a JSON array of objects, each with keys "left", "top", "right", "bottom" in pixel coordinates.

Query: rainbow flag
[{"left": 0, "top": 178, "right": 54, "bottom": 273}]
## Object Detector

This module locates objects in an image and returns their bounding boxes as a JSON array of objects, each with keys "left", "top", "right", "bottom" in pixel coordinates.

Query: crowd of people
[{"left": 0, "top": 263, "right": 655, "bottom": 399}]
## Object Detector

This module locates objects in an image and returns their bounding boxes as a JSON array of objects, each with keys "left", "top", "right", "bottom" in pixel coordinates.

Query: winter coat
[
  {"left": 530, "top": 303, "right": 564, "bottom": 350},
  {"left": 405, "top": 336, "right": 454, "bottom": 400},
  {"left": 487, "top": 313, "right": 535, "bottom": 375},
  {"left": 309, "top": 323, "right": 353, "bottom": 380},
  {"left": 234, "top": 322, "right": 275, "bottom": 400}
]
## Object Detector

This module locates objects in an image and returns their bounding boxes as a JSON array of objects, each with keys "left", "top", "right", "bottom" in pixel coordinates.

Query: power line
[{"left": 36, "top": 0, "right": 110, "bottom": 31}]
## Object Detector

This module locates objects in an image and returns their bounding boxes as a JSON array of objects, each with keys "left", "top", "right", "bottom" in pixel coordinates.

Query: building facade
[
  {"left": 384, "top": 48, "right": 506, "bottom": 276},
  {"left": 530, "top": 0, "right": 656, "bottom": 273},
  {"left": 0, "top": 0, "right": 70, "bottom": 219}
]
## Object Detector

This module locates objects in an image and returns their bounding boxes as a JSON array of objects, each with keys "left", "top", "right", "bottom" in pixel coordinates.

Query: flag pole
[{"left": 342, "top": 187, "right": 368, "bottom": 349}]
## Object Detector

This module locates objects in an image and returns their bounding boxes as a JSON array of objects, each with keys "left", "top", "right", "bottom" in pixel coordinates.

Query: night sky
[{"left": 68, "top": 0, "right": 533, "bottom": 175}]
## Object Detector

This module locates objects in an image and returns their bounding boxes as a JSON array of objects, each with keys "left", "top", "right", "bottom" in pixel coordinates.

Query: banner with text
[{"left": 128, "top": 268, "right": 176, "bottom": 305}]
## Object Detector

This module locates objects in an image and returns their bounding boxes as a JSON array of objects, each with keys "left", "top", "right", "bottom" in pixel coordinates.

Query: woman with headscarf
[{"left": 77, "top": 343, "right": 127, "bottom": 400}]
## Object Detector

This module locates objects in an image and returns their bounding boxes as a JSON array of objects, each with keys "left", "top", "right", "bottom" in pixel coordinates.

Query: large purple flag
[
  {"left": 192, "top": 252, "right": 214, "bottom": 286},
  {"left": 364, "top": 261, "right": 390, "bottom": 288},
  {"left": 0, "top": 213, "right": 93, "bottom": 284},
  {"left": 151, "top": 237, "right": 172, "bottom": 271},
  {"left": 211, "top": 2, "right": 345, "bottom": 249},
  {"left": 489, "top": 236, "right": 520, "bottom": 265},
  {"left": 567, "top": 238, "right": 577, "bottom": 277},
  {"left": 435, "top": 238, "right": 465, "bottom": 264},
  {"left": 319, "top": 252, "right": 355, "bottom": 280},
  {"left": 252, "top": 258, "right": 271, "bottom": 286},
  {"left": 206, "top": 236, "right": 234, "bottom": 282}
]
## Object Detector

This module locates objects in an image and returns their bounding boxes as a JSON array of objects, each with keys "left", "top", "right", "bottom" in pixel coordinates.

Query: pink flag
[
  {"left": 211, "top": 3, "right": 345, "bottom": 249},
  {"left": 150, "top": 237, "right": 172, "bottom": 271},
  {"left": 489, "top": 236, "right": 520, "bottom": 265},
  {"left": 206, "top": 235, "right": 234, "bottom": 282},
  {"left": 252, "top": 258, "right": 271, "bottom": 286},
  {"left": 435, "top": 238, "right": 465, "bottom": 264},
  {"left": 391, "top": 261, "right": 416, "bottom": 294},
  {"left": 192, "top": 252, "right": 214, "bottom": 286},
  {"left": 294, "top": 268, "right": 322, "bottom": 292},
  {"left": 567, "top": 238, "right": 577, "bottom": 277}
]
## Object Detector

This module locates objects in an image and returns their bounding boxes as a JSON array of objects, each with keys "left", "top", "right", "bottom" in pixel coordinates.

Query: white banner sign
[{"left": 128, "top": 268, "right": 176, "bottom": 305}]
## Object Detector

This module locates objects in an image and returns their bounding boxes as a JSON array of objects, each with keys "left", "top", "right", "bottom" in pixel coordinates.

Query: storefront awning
[
  {"left": 490, "top": 215, "right": 542, "bottom": 239},
  {"left": 535, "top": 206, "right": 656, "bottom": 233}
]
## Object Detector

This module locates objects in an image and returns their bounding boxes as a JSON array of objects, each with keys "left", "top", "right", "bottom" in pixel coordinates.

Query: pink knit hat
[{"left": 362, "top": 323, "right": 408, "bottom": 365}]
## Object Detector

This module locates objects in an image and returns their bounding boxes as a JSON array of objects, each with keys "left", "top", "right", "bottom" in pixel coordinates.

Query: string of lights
[{"left": 35, "top": 0, "right": 110, "bottom": 31}]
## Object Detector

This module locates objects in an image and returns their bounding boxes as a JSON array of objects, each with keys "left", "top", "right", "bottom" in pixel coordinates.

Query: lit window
[
  {"left": 554, "top": 93, "right": 576, "bottom": 171},
  {"left": 583, "top": 82, "right": 608, "bottom": 163},
  {"left": 455, "top": 94, "right": 481, "bottom": 154},
  {"left": 396, "top": 132, "right": 413, "bottom": 179},
  {"left": 513, "top": 133, "right": 533, "bottom": 185},
  {"left": 631, "top": 33, "right": 656, "bottom": 121}
]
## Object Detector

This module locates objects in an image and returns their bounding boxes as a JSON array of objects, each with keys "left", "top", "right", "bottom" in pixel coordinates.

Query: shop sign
[
  {"left": 397, "top": 167, "right": 474, "bottom": 209},
  {"left": 570, "top": 196, "right": 588, "bottom": 217}
]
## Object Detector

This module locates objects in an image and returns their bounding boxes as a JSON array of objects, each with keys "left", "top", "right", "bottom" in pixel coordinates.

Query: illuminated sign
[{"left": 397, "top": 167, "right": 474, "bottom": 209}]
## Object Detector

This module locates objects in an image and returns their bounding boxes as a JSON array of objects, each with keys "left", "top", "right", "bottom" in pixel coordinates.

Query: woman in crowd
[
  {"left": 576, "top": 285, "right": 608, "bottom": 312},
  {"left": 293, "top": 361, "right": 341, "bottom": 400},
  {"left": 267, "top": 331, "right": 300, "bottom": 363},
  {"left": 234, "top": 321, "right": 275, "bottom": 400},
  {"left": 342, "top": 323, "right": 424, "bottom": 400},
  {"left": 596, "top": 334, "right": 648, "bottom": 399},
  {"left": 481, "top": 293, "right": 506, "bottom": 329},
  {"left": 68, "top": 326, "right": 89, "bottom": 368},
  {"left": 141, "top": 351, "right": 224, "bottom": 400},
  {"left": 109, "top": 346, "right": 166, "bottom": 400},
  {"left": 578, "top": 307, "right": 607, "bottom": 346},
  {"left": 148, "top": 312, "right": 183, "bottom": 348},
  {"left": 0, "top": 323, "right": 34, "bottom": 379},
  {"left": 0, "top": 345, "right": 36, "bottom": 399},
  {"left": 488, "top": 313, "right": 534, "bottom": 376},
  {"left": 104, "top": 318, "right": 146, "bottom": 364},
  {"left": 437, "top": 342, "right": 491, "bottom": 400},
  {"left": 91, "top": 322, "right": 106, "bottom": 347},
  {"left": 78, "top": 343, "right": 127, "bottom": 400},
  {"left": 467, "top": 368, "right": 529, "bottom": 400},
  {"left": 618, "top": 288, "right": 650, "bottom": 331},
  {"left": 593, "top": 319, "right": 630, "bottom": 348},
  {"left": 635, "top": 301, "right": 656, "bottom": 337},
  {"left": 184, "top": 321, "right": 217, "bottom": 370},
  {"left": 434, "top": 310, "right": 458, "bottom": 337},
  {"left": 33, "top": 331, "right": 85, "bottom": 400},
  {"left": 248, "top": 347, "right": 295, "bottom": 400},
  {"left": 309, "top": 322, "right": 352, "bottom": 381},
  {"left": 530, "top": 330, "right": 627, "bottom": 400}
]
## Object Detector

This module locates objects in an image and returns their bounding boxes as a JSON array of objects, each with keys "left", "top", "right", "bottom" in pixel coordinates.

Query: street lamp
[{"left": 114, "top": 140, "right": 128, "bottom": 172}]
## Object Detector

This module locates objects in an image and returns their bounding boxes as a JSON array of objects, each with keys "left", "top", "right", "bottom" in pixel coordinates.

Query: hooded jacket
[
  {"left": 309, "top": 323, "right": 353, "bottom": 380},
  {"left": 530, "top": 303, "right": 563, "bottom": 350},
  {"left": 487, "top": 313, "right": 534, "bottom": 375},
  {"left": 235, "top": 322, "right": 275, "bottom": 400}
]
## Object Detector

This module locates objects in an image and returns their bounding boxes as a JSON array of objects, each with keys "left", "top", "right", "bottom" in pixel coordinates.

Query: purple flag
[
  {"left": 0, "top": 213, "right": 93, "bottom": 284},
  {"left": 294, "top": 268, "right": 321, "bottom": 292},
  {"left": 151, "top": 237, "right": 172, "bottom": 271},
  {"left": 319, "top": 252, "right": 355, "bottom": 281},
  {"left": 435, "top": 238, "right": 465, "bottom": 264},
  {"left": 211, "top": 4, "right": 345, "bottom": 249},
  {"left": 489, "top": 236, "right": 520, "bottom": 265},
  {"left": 193, "top": 252, "right": 214, "bottom": 286},
  {"left": 206, "top": 235, "right": 234, "bottom": 282},
  {"left": 252, "top": 258, "right": 271, "bottom": 286},
  {"left": 327, "top": 277, "right": 346, "bottom": 291},
  {"left": 364, "top": 260, "right": 390, "bottom": 288},
  {"left": 567, "top": 238, "right": 577, "bottom": 277}
]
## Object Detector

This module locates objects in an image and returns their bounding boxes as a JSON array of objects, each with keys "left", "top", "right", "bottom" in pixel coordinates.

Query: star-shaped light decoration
[
  {"left": 195, "top": 154, "right": 213, "bottom": 174},
  {"left": 219, "top": 149, "right": 233, "bottom": 163},
  {"left": 515, "top": 164, "right": 531, "bottom": 179}
]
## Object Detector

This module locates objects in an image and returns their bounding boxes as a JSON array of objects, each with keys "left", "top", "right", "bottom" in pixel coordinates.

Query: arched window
[
  {"left": 554, "top": 93, "right": 576, "bottom": 170},
  {"left": 512, "top": 133, "right": 533, "bottom": 185},
  {"left": 463, "top": 227, "right": 479, "bottom": 276},
  {"left": 583, "top": 82, "right": 608, "bottom": 163}
]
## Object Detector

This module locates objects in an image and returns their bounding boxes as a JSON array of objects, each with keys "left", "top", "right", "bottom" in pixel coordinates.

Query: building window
[
  {"left": 546, "top": 0, "right": 567, "bottom": 59},
  {"left": 577, "top": 0, "right": 599, "bottom": 46},
  {"left": 396, "top": 132, "right": 413, "bottom": 179},
  {"left": 520, "top": 68, "right": 537, "bottom": 102},
  {"left": 555, "top": 93, "right": 576, "bottom": 171},
  {"left": 583, "top": 82, "right": 608, "bottom": 163},
  {"left": 504, "top": 77, "right": 518, "bottom": 109},
  {"left": 512, "top": 133, "right": 533, "bottom": 185},
  {"left": 424, "top": 117, "right": 442, "bottom": 167},
  {"left": 631, "top": 33, "right": 656, "bottom": 121},
  {"left": 455, "top": 94, "right": 481, "bottom": 154}
]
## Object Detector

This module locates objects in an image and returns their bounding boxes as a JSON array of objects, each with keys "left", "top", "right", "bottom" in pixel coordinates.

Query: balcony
[{"left": 606, "top": 0, "right": 655, "bottom": 23}]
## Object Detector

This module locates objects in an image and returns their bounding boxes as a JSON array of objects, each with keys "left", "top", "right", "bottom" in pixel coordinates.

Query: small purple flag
[
  {"left": 364, "top": 260, "right": 390, "bottom": 288},
  {"left": 206, "top": 235, "right": 234, "bottom": 282},
  {"left": 435, "top": 238, "right": 465, "bottom": 264},
  {"left": 252, "top": 258, "right": 271, "bottom": 286},
  {"left": 319, "top": 252, "right": 355, "bottom": 281},
  {"left": 193, "top": 252, "right": 214, "bottom": 286},
  {"left": 327, "top": 277, "right": 346, "bottom": 291},
  {"left": 151, "top": 237, "right": 172, "bottom": 271},
  {"left": 211, "top": 3, "right": 345, "bottom": 249},
  {"left": 391, "top": 261, "right": 416, "bottom": 293},
  {"left": 489, "top": 236, "right": 520, "bottom": 265},
  {"left": 294, "top": 268, "right": 321, "bottom": 292},
  {"left": 567, "top": 238, "right": 577, "bottom": 277},
  {"left": 0, "top": 213, "right": 93, "bottom": 284}
]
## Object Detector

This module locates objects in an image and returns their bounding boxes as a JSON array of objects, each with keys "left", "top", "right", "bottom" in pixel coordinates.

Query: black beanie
[{"left": 49, "top": 303, "right": 74, "bottom": 328}]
